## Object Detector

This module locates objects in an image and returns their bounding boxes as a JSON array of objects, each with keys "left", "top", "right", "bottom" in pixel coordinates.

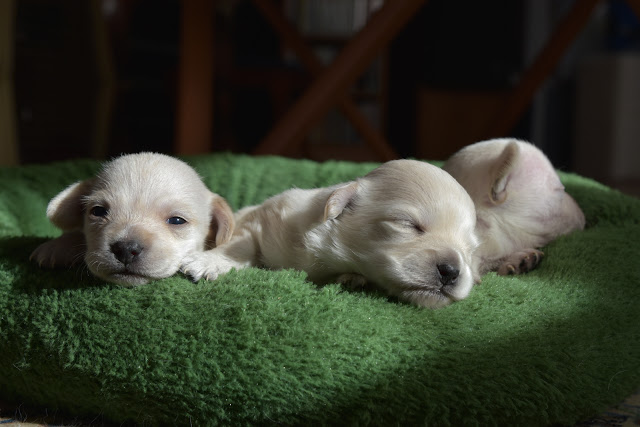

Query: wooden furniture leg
[
  {"left": 251, "top": 0, "right": 398, "bottom": 160},
  {"left": 482, "top": 0, "right": 601, "bottom": 139},
  {"left": 253, "top": 0, "right": 427, "bottom": 156},
  {"left": 175, "top": 0, "right": 214, "bottom": 155},
  {"left": 0, "top": 0, "right": 17, "bottom": 165}
]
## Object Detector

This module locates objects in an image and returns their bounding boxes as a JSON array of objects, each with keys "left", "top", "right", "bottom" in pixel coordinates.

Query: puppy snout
[
  {"left": 111, "top": 241, "right": 144, "bottom": 265},
  {"left": 437, "top": 263, "right": 459, "bottom": 286}
]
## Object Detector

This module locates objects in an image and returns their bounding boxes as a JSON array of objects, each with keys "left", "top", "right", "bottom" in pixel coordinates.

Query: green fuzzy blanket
[{"left": 1, "top": 153, "right": 639, "bottom": 426}]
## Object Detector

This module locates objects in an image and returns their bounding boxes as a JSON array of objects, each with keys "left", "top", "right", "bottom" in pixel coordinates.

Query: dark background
[{"left": 4, "top": 0, "right": 640, "bottom": 193}]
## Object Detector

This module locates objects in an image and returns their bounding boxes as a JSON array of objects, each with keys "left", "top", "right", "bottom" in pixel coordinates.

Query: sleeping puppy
[
  {"left": 30, "top": 152, "right": 234, "bottom": 285},
  {"left": 181, "top": 160, "right": 480, "bottom": 308},
  {"left": 442, "top": 138, "right": 585, "bottom": 275}
]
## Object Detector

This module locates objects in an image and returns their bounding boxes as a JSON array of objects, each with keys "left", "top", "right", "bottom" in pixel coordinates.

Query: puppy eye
[
  {"left": 90, "top": 206, "right": 108, "bottom": 217},
  {"left": 167, "top": 216, "right": 187, "bottom": 225},
  {"left": 409, "top": 222, "right": 425, "bottom": 234},
  {"left": 397, "top": 219, "right": 424, "bottom": 234}
]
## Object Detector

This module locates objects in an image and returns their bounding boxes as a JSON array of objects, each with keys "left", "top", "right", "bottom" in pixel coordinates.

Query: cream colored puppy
[
  {"left": 30, "top": 153, "right": 234, "bottom": 285},
  {"left": 443, "top": 138, "right": 585, "bottom": 275},
  {"left": 182, "top": 160, "right": 480, "bottom": 308}
]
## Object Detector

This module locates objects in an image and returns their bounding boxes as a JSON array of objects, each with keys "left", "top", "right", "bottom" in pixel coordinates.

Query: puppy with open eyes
[
  {"left": 443, "top": 138, "right": 585, "bottom": 276},
  {"left": 30, "top": 153, "right": 235, "bottom": 285},
  {"left": 181, "top": 159, "right": 480, "bottom": 309}
]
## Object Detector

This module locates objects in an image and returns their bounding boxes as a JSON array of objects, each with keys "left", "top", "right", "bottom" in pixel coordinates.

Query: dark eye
[
  {"left": 409, "top": 222, "right": 424, "bottom": 233},
  {"left": 90, "top": 206, "right": 108, "bottom": 217},
  {"left": 167, "top": 216, "right": 187, "bottom": 225}
]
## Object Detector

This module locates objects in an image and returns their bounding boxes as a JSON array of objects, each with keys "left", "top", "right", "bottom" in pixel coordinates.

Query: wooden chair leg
[
  {"left": 252, "top": 0, "right": 399, "bottom": 160},
  {"left": 483, "top": 0, "right": 601, "bottom": 139},
  {"left": 253, "top": 0, "right": 426, "bottom": 157},
  {"left": 175, "top": 0, "right": 214, "bottom": 155}
]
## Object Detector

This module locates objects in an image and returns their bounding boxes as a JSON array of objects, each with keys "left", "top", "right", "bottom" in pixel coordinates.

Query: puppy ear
[
  {"left": 489, "top": 141, "right": 520, "bottom": 204},
  {"left": 324, "top": 181, "right": 359, "bottom": 221},
  {"left": 46, "top": 179, "right": 95, "bottom": 231},
  {"left": 206, "top": 195, "right": 235, "bottom": 248}
]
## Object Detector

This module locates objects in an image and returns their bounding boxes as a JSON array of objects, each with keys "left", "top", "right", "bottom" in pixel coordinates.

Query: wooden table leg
[
  {"left": 253, "top": 0, "right": 427, "bottom": 157},
  {"left": 175, "top": 0, "right": 214, "bottom": 155}
]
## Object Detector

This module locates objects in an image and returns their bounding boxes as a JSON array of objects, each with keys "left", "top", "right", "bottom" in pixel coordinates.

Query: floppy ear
[
  {"left": 489, "top": 141, "right": 520, "bottom": 205},
  {"left": 46, "top": 179, "right": 95, "bottom": 231},
  {"left": 324, "top": 181, "right": 359, "bottom": 221},
  {"left": 206, "top": 195, "right": 235, "bottom": 248}
]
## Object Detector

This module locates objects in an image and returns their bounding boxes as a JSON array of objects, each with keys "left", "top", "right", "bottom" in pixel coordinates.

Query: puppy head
[
  {"left": 320, "top": 159, "right": 479, "bottom": 309},
  {"left": 442, "top": 138, "right": 585, "bottom": 255},
  {"left": 46, "top": 153, "right": 234, "bottom": 285}
]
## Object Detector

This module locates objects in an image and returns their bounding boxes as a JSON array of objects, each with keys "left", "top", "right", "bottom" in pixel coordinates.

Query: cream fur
[
  {"left": 182, "top": 160, "right": 480, "bottom": 308},
  {"left": 443, "top": 138, "right": 586, "bottom": 275},
  {"left": 30, "top": 153, "right": 234, "bottom": 285}
]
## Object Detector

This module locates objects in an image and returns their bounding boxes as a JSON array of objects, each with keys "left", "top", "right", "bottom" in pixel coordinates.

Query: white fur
[
  {"left": 182, "top": 160, "right": 480, "bottom": 308},
  {"left": 443, "top": 138, "right": 586, "bottom": 275},
  {"left": 30, "top": 153, "right": 234, "bottom": 285}
]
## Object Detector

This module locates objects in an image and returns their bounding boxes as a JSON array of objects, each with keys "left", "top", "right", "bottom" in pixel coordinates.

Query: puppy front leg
[
  {"left": 497, "top": 249, "right": 544, "bottom": 275},
  {"left": 337, "top": 273, "right": 367, "bottom": 289},
  {"left": 181, "top": 232, "right": 257, "bottom": 282},
  {"left": 30, "top": 231, "right": 86, "bottom": 268},
  {"left": 337, "top": 273, "right": 378, "bottom": 292}
]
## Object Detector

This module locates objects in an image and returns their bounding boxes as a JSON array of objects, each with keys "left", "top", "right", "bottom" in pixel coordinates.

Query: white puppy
[
  {"left": 443, "top": 138, "right": 585, "bottom": 275},
  {"left": 182, "top": 160, "right": 479, "bottom": 308},
  {"left": 30, "top": 153, "right": 235, "bottom": 285}
]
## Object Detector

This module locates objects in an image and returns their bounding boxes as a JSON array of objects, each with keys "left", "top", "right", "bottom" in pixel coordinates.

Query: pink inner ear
[
  {"left": 491, "top": 173, "right": 510, "bottom": 202},
  {"left": 324, "top": 181, "right": 359, "bottom": 221},
  {"left": 489, "top": 142, "right": 520, "bottom": 204},
  {"left": 211, "top": 196, "right": 235, "bottom": 246}
]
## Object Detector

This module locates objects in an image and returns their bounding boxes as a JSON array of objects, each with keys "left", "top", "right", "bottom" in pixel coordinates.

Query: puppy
[
  {"left": 182, "top": 160, "right": 479, "bottom": 308},
  {"left": 30, "top": 152, "right": 234, "bottom": 285},
  {"left": 442, "top": 138, "right": 585, "bottom": 275}
]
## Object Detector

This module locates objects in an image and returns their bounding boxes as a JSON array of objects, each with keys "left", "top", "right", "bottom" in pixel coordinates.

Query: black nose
[
  {"left": 437, "top": 263, "right": 459, "bottom": 286},
  {"left": 111, "top": 241, "right": 144, "bottom": 265}
]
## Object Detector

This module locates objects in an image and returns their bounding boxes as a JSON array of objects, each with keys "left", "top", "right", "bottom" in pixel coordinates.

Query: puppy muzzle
[
  {"left": 111, "top": 240, "right": 144, "bottom": 266},
  {"left": 437, "top": 263, "right": 460, "bottom": 287}
]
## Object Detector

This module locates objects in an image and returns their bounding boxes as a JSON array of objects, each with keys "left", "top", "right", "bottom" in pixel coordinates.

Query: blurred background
[{"left": 0, "top": 0, "right": 638, "bottom": 195}]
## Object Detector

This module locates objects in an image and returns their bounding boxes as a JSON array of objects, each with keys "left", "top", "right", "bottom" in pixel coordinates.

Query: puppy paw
[
  {"left": 30, "top": 231, "right": 86, "bottom": 268},
  {"left": 337, "top": 273, "right": 370, "bottom": 291},
  {"left": 180, "top": 251, "right": 243, "bottom": 282},
  {"left": 497, "top": 249, "right": 544, "bottom": 276}
]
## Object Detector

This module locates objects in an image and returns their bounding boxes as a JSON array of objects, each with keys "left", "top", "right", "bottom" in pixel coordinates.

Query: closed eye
[
  {"left": 386, "top": 217, "right": 425, "bottom": 234},
  {"left": 401, "top": 219, "right": 425, "bottom": 234},
  {"left": 167, "top": 216, "right": 188, "bottom": 225}
]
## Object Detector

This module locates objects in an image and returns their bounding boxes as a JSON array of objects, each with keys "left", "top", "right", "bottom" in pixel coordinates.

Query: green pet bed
[{"left": 1, "top": 153, "right": 639, "bottom": 425}]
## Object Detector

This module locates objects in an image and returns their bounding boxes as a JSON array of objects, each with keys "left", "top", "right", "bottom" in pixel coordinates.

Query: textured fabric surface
[{"left": 0, "top": 153, "right": 639, "bottom": 426}]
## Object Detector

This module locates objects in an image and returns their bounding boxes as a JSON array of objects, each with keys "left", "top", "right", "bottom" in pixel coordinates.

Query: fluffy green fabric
[{"left": 0, "top": 153, "right": 639, "bottom": 425}]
